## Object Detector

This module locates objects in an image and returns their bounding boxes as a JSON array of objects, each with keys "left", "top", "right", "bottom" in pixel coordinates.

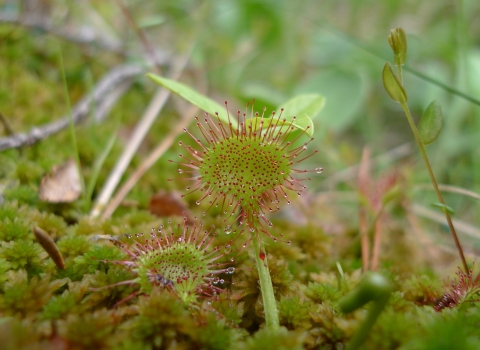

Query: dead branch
[{"left": 0, "top": 64, "right": 143, "bottom": 151}]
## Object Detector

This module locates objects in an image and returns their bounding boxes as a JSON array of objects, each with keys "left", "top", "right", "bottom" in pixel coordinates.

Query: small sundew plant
[
  {"left": 95, "top": 217, "right": 235, "bottom": 305},
  {"left": 173, "top": 102, "right": 322, "bottom": 244},
  {"left": 169, "top": 101, "right": 322, "bottom": 330}
]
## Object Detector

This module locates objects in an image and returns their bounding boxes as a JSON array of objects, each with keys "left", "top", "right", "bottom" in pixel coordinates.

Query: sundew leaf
[
  {"left": 418, "top": 100, "right": 443, "bottom": 145},
  {"left": 146, "top": 73, "right": 236, "bottom": 127}
]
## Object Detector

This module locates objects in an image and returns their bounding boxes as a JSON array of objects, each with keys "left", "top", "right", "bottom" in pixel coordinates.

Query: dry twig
[
  {"left": 0, "top": 64, "right": 143, "bottom": 151},
  {"left": 101, "top": 104, "right": 198, "bottom": 218},
  {"left": 90, "top": 53, "right": 191, "bottom": 218}
]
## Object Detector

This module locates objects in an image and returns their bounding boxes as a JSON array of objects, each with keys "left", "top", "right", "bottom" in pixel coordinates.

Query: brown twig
[
  {"left": 0, "top": 12, "right": 123, "bottom": 53},
  {"left": 0, "top": 64, "right": 143, "bottom": 151},
  {"left": 90, "top": 52, "right": 191, "bottom": 218}
]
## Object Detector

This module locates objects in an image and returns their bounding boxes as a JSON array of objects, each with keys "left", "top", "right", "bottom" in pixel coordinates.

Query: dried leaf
[
  {"left": 39, "top": 159, "right": 81, "bottom": 203},
  {"left": 149, "top": 190, "right": 193, "bottom": 223}
]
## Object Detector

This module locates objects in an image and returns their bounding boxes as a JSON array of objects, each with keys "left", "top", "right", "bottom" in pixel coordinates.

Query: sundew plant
[{"left": 1, "top": 1, "right": 480, "bottom": 349}]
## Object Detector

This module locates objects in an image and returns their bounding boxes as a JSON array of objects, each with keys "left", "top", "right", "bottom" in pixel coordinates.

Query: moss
[
  {"left": 0, "top": 270, "right": 67, "bottom": 317},
  {"left": 86, "top": 268, "right": 138, "bottom": 307},
  {"left": 14, "top": 158, "right": 44, "bottom": 185},
  {"left": 56, "top": 233, "right": 92, "bottom": 259},
  {"left": 0, "top": 258, "right": 12, "bottom": 287},
  {"left": 57, "top": 308, "right": 117, "bottom": 349},
  {"left": 0, "top": 218, "right": 31, "bottom": 242},
  {"left": 2, "top": 184, "right": 39, "bottom": 206},
  {"left": 0, "top": 317, "right": 46, "bottom": 350},
  {"left": 30, "top": 212, "right": 68, "bottom": 239},
  {"left": 73, "top": 244, "right": 126, "bottom": 274},
  {"left": 305, "top": 281, "right": 342, "bottom": 307},
  {"left": 237, "top": 326, "right": 306, "bottom": 350},
  {"left": 278, "top": 295, "right": 313, "bottom": 330},
  {"left": 0, "top": 239, "right": 47, "bottom": 273},
  {"left": 125, "top": 288, "right": 195, "bottom": 347}
]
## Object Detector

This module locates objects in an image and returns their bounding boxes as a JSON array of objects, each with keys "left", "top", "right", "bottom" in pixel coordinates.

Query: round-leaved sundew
[
  {"left": 170, "top": 102, "right": 322, "bottom": 243},
  {"left": 97, "top": 217, "right": 235, "bottom": 305}
]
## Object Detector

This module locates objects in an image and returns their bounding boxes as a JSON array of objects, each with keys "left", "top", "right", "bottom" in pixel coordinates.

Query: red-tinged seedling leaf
[
  {"left": 418, "top": 100, "right": 443, "bottom": 145},
  {"left": 382, "top": 63, "right": 407, "bottom": 104}
]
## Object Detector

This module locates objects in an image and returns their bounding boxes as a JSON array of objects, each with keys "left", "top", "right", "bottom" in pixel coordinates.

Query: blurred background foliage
[{"left": 1, "top": 0, "right": 480, "bottom": 263}]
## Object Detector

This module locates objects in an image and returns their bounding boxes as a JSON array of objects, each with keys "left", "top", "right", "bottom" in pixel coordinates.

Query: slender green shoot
[
  {"left": 58, "top": 47, "right": 85, "bottom": 197},
  {"left": 382, "top": 28, "right": 468, "bottom": 273},
  {"left": 339, "top": 272, "right": 393, "bottom": 350}
]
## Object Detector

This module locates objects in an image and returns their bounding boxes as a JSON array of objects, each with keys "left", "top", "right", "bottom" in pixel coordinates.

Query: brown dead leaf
[
  {"left": 149, "top": 190, "right": 193, "bottom": 223},
  {"left": 39, "top": 159, "right": 81, "bottom": 203}
]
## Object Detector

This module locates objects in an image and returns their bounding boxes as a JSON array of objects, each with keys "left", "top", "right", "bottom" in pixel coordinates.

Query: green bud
[
  {"left": 388, "top": 27, "right": 407, "bottom": 66},
  {"left": 382, "top": 63, "right": 408, "bottom": 103}
]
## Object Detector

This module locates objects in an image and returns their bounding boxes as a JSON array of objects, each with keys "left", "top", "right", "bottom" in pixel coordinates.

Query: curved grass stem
[{"left": 252, "top": 238, "right": 279, "bottom": 331}]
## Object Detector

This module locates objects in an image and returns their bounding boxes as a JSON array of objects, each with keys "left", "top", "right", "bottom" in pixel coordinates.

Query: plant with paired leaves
[{"left": 382, "top": 27, "right": 468, "bottom": 273}]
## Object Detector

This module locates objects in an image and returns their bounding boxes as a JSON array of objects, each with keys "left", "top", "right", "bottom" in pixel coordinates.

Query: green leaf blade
[
  {"left": 278, "top": 94, "right": 325, "bottom": 137},
  {"left": 146, "top": 73, "right": 236, "bottom": 127},
  {"left": 418, "top": 100, "right": 443, "bottom": 145},
  {"left": 382, "top": 63, "right": 407, "bottom": 103}
]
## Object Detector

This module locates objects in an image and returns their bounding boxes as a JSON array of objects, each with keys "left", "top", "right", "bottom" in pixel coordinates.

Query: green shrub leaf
[{"left": 418, "top": 100, "right": 443, "bottom": 145}]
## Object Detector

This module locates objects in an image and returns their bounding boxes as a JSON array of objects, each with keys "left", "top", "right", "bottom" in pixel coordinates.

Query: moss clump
[
  {"left": 0, "top": 270, "right": 67, "bottom": 317},
  {"left": 237, "top": 326, "right": 306, "bottom": 350},
  {"left": 278, "top": 295, "right": 313, "bottom": 330},
  {"left": 0, "top": 218, "right": 31, "bottom": 242},
  {"left": 0, "top": 240, "right": 47, "bottom": 273},
  {"left": 125, "top": 288, "right": 195, "bottom": 347}
]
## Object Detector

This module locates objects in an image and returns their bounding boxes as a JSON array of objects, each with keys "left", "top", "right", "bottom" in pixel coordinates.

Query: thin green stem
[
  {"left": 252, "top": 237, "right": 279, "bottom": 331},
  {"left": 59, "top": 47, "right": 85, "bottom": 196},
  {"left": 339, "top": 273, "right": 392, "bottom": 350},
  {"left": 400, "top": 101, "right": 468, "bottom": 273}
]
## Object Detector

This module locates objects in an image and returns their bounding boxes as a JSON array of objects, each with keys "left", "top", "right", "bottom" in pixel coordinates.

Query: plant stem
[
  {"left": 253, "top": 237, "right": 279, "bottom": 331},
  {"left": 400, "top": 101, "right": 468, "bottom": 273},
  {"left": 394, "top": 58, "right": 468, "bottom": 273}
]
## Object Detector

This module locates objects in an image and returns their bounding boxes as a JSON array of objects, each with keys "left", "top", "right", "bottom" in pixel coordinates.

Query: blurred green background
[{"left": 1, "top": 0, "right": 480, "bottom": 254}]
